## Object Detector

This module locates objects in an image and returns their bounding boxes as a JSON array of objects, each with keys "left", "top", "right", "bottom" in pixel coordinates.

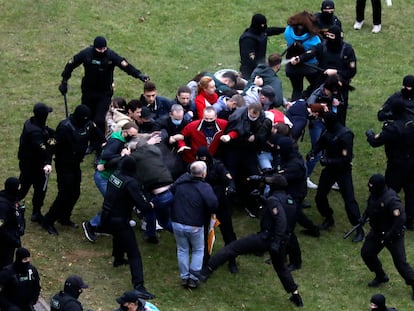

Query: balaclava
[{"left": 368, "top": 174, "right": 387, "bottom": 198}]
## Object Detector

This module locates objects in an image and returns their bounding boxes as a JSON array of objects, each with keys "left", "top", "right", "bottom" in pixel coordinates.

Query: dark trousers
[
  {"left": 81, "top": 91, "right": 112, "bottom": 139},
  {"left": 104, "top": 215, "right": 145, "bottom": 287},
  {"left": 18, "top": 162, "right": 47, "bottom": 215},
  {"left": 222, "top": 147, "right": 260, "bottom": 212},
  {"left": 361, "top": 231, "right": 414, "bottom": 285},
  {"left": 208, "top": 233, "right": 298, "bottom": 293},
  {"left": 285, "top": 64, "right": 320, "bottom": 101},
  {"left": 356, "top": 0, "right": 382, "bottom": 25},
  {"left": 385, "top": 160, "right": 414, "bottom": 222},
  {"left": 315, "top": 167, "right": 361, "bottom": 226},
  {"left": 44, "top": 165, "right": 81, "bottom": 224}
]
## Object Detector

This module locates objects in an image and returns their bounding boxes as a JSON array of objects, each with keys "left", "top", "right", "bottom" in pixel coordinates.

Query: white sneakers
[
  {"left": 372, "top": 25, "right": 382, "bottom": 33},
  {"left": 307, "top": 178, "right": 318, "bottom": 189},
  {"left": 331, "top": 182, "right": 340, "bottom": 191},
  {"left": 353, "top": 20, "right": 364, "bottom": 30},
  {"left": 353, "top": 20, "right": 381, "bottom": 33}
]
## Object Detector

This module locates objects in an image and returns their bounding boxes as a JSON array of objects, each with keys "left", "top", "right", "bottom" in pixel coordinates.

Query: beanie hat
[
  {"left": 5, "top": 177, "right": 20, "bottom": 198},
  {"left": 370, "top": 294, "right": 387, "bottom": 311},
  {"left": 93, "top": 36, "right": 107, "bottom": 49},
  {"left": 368, "top": 174, "right": 386, "bottom": 197},
  {"left": 265, "top": 174, "right": 288, "bottom": 189},
  {"left": 15, "top": 247, "right": 31, "bottom": 262},
  {"left": 327, "top": 25, "right": 341, "bottom": 39},
  {"left": 72, "top": 105, "right": 91, "bottom": 126},
  {"left": 321, "top": 0, "right": 335, "bottom": 10},
  {"left": 250, "top": 14, "right": 267, "bottom": 33},
  {"left": 403, "top": 75, "right": 414, "bottom": 88}
]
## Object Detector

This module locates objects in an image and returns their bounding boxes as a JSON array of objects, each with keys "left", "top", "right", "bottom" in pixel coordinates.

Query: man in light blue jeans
[{"left": 170, "top": 161, "right": 218, "bottom": 288}]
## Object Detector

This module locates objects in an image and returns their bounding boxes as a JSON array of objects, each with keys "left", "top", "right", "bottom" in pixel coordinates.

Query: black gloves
[
  {"left": 248, "top": 175, "right": 264, "bottom": 182},
  {"left": 365, "top": 129, "right": 375, "bottom": 138},
  {"left": 138, "top": 74, "right": 150, "bottom": 82},
  {"left": 59, "top": 81, "right": 68, "bottom": 95},
  {"left": 320, "top": 157, "right": 331, "bottom": 167},
  {"left": 306, "top": 152, "right": 315, "bottom": 162}
]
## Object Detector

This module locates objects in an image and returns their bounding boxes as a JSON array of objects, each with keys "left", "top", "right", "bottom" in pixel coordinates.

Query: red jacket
[
  {"left": 178, "top": 118, "right": 237, "bottom": 163},
  {"left": 195, "top": 90, "right": 218, "bottom": 119}
]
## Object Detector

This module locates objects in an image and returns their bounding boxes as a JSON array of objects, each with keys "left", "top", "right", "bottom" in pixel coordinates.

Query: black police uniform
[
  {"left": 311, "top": 113, "right": 362, "bottom": 238},
  {"left": 203, "top": 196, "right": 303, "bottom": 307},
  {"left": 100, "top": 157, "right": 154, "bottom": 299},
  {"left": 43, "top": 105, "right": 104, "bottom": 234},
  {"left": 269, "top": 136, "right": 320, "bottom": 238},
  {"left": 0, "top": 248, "right": 41, "bottom": 311},
  {"left": 299, "top": 25, "right": 356, "bottom": 125},
  {"left": 377, "top": 75, "right": 414, "bottom": 122},
  {"left": 18, "top": 105, "right": 55, "bottom": 222},
  {"left": 367, "top": 108, "right": 414, "bottom": 229},
  {"left": 59, "top": 37, "right": 147, "bottom": 134},
  {"left": 0, "top": 178, "right": 23, "bottom": 269},
  {"left": 50, "top": 291, "right": 83, "bottom": 311},
  {"left": 239, "top": 14, "right": 285, "bottom": 79},
  {"left": 361, "top": 175, "right": 414, "bottom": 297}
]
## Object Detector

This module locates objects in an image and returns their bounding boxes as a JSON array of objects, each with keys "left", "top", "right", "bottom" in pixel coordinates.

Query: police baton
[
  {"left": 63, "top": 93, "right": 69, "bottom": 118},
  {"left": 343, "top": 218, "right": 368, "bottom": 239},
  {"left": 42, "top": 173, "right": 50, "bottom": 192}
]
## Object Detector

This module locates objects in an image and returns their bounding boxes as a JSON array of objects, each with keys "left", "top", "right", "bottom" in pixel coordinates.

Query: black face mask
[
  {"left": 401, "top": 87, "right": 414, "bottom": 99},
  {"left": 202, "top": 120, "right": 216, "bottom": 128},
  {"left": 320, "top": 12, "right": 333, "bottom": 23},
  {"left": 120, "top": 305, "right": 129, "bottom": 311},
  {"left": 125, "top": 135, "right": 134, "bottom": 142}
]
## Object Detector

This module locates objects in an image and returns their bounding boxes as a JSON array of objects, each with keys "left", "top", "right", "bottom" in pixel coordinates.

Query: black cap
[
  {"left": 93, "top": 36, "right": 107, "bottom": 49},
  {"left": 321, "top": 0, "right": 335, "bottom": 9},
  {"left": 64, "top": 275, "right": 88, "bottom": 289},
  {"left": 33, "top": 103, "right": 53, "bottom": 115},
  {"left": 403, "top": 75, "right": 414, "bottom": 88},
  {"left": 116, "top": 290, "right": 145, "bottom": 304}
]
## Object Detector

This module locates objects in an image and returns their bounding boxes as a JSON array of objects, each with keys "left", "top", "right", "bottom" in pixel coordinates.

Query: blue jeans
[
  {"left": 257, "top": 151, "right": 273, "bottom": 171},
  {"left": 172, "top": 222, "right": 205, "bottom": 280},
  {"left": 144, "top": 190, "right": 173, "bottom": 237},
  {"left": 306, "top": 119, "right": 324, "bottom": 177},
  {"left": 90, "top": 171, "right": 108, "bottom": 227}
]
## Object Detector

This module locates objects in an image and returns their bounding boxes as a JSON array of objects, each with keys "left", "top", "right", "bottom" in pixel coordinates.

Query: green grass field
[{"left": 2, "top": 0, "right": 414, "bottom": 310}]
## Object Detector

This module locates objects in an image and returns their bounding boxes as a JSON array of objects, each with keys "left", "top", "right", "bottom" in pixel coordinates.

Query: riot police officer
[
  {"left": 50, "top": 275, "right": 88, "bottom": 311},
  {"left": 58, "top": 36, "right": 149, "bottom": 138},
  {"left": 0, "top": 247, "right": 41, "bottom": 311},
  {"left": 18, "top": 103, "right": 55, "bottom": 224},
  {"left": 42, "top": 105, "right": 105, "bottom": 235},
  {"left": 100, "top": 156, "right": 155, "bottom": 300},
  {"left": 367, "top": 100, "right": 414, "bottom": 229},
  {"left": 0, "top": 177, "right": 24, "bottom": 269},
  {"left": 377, "top": 75, "right": 414, "bottom": 122},
  {"left": 201, "top": 188, "right": 304, "bottom": 307},
  {"left": 308, "top": 112, "right": 363, "bottom": 242},
  {"left": 360, "top": 174, "right": 414, "bottom": 300}
]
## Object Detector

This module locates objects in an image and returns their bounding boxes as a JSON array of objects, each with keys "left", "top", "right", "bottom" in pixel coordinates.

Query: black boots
[
  {"left": 289, "top": 292, "right": 304, "bottom": 307},
  {"left": 352, "top": 227, "right": 365, "bottom": 243},
  {"left": 319, "top": 217, "right": 334, "bottom": 230},
  {"left": 368, "top": 274, "right": 389, "bottom": 287}
]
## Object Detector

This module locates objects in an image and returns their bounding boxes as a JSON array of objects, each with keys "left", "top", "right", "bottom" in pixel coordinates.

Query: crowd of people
[{"left": 0, "top": 1, "right": 408, "bottom": 310}]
